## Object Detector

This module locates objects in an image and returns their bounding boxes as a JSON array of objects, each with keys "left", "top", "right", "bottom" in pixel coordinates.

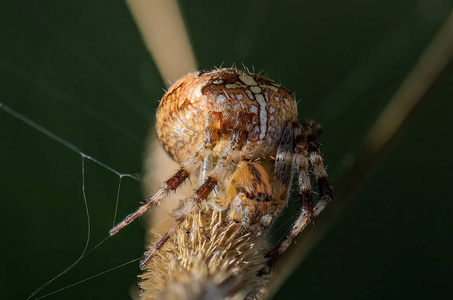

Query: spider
[{"left": 109, "top": 68, "right": 332, "bottom": 274}]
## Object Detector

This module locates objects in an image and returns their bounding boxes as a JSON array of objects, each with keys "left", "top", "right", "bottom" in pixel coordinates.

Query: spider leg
[
  {"left": 262, "top": 123, "right": 313, "bottom": 270},
  {"left": 109, "top": 112, "right": 223, "bottom": 236},
  {"left": 139, "top": 112, "right": 254, "bottom": 268},
  {"left": 306, "top": 121, "right": 333, "bottom": 216},
  {"left": 256, "top": 122, "right": 308, "bottom": 274},
  {"left": 271, "top": 122, "right": 299, "bottom": 212},
  {"left": 259, "top": 122, "right": 332, "bottom": 275}
]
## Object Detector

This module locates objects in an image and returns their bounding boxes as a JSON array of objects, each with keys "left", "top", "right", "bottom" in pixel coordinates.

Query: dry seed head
[{"left": 139, "top": 206, "right": 269, "bottom": 300}]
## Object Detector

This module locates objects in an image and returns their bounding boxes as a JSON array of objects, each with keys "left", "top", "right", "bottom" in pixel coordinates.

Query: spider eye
[{"left": 256, "top": 192, "right": 268, "bottom": 202}]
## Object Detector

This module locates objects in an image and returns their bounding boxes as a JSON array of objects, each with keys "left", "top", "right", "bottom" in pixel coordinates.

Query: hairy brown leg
[{"left": 109, "top": 112, "right": 223, "bottom": 236}]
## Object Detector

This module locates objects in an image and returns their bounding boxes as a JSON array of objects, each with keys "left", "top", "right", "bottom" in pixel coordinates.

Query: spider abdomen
[{"left": 156, "top": 68, "right": 298, "bottom": 164}]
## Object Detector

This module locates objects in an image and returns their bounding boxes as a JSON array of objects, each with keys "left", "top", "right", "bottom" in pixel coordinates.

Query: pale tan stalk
[{"left": 125, "top": 0, "right": 198, "bottom": 84}]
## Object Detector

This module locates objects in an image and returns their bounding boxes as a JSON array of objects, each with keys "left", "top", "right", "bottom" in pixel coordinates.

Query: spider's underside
[{"left": 110, "top": 68, "right": 332, "bottom": 299}]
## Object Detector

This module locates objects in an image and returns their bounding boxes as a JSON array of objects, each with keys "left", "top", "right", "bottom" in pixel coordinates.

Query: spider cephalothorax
[{"left": 110, "top": 68, "right": 332, "bottom": 276}]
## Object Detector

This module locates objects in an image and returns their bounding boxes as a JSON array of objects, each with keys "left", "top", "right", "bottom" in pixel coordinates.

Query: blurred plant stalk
[
  {"left": 125, "top": 0, "right": 198, "bottom": 85},
  {"left": 267, "top": 7, "right": 453, "bottom": 297}
]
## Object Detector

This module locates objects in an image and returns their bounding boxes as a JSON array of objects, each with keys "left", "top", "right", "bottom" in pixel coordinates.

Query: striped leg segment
[
  {"left": 306, "top": 122, "right": 333, "bottom": 217},
  {"left": 271, "top": 122, "right": 300, "bottom": 212}
]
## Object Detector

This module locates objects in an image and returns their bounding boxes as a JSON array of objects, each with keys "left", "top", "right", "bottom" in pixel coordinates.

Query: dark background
[{"left": 1, "top": 0, "right": 452, "bottom": 299}]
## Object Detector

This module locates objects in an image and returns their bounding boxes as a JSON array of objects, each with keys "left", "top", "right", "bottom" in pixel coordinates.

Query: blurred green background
[{"left": 1, "top": 0, "right": 452, "bottom": 299}]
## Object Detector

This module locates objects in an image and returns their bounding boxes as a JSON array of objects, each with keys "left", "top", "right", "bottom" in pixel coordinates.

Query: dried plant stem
[
  {"left": 125, "top": 0, "right": 198, "bottom": 84},
  {"left": 267, "top": 8, "right": 453, "bottom": 297}
]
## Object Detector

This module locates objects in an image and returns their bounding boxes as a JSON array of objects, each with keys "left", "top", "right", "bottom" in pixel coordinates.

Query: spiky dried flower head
[{"left": 140, "top": 205, "right": 269, "bottom": 300}]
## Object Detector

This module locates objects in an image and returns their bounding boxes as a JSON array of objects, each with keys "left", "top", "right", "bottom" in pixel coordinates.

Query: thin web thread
[
  {"left": 0, "top": 103, "right": 142, "bottom": 298},
  {"left": 0, "top": 103, "right": 140, "bottom": 180},
  {"left": 113, "top": 175, "right": 125, "bottom": 227},
  {"left": 25, "top": 154, "right": 141, "bottom": 299},
  {"left": 27, "top": 155, "right": 91, "bottom": 300},
  {"left": 31, "top": 257, "right": 142, "bottom": 300},
  {"left": 0, "top": 58, "right": 145, "bottom": 145}
]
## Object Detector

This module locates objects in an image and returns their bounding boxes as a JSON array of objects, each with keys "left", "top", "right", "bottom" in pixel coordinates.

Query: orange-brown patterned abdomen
[{"left": 156, "top": 68, "right": 298, "bottom": 164}]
